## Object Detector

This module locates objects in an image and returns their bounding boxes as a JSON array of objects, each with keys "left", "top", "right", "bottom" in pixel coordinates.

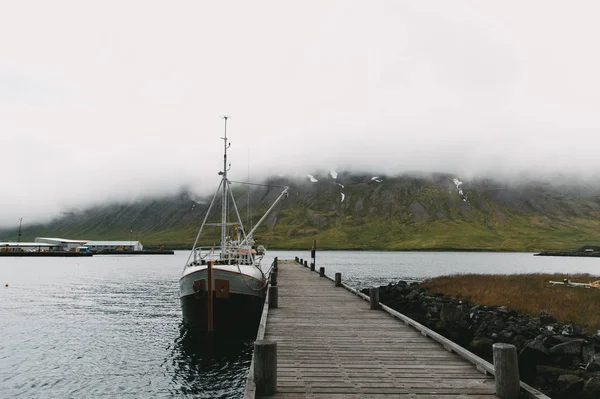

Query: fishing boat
[{"left": 179, "top": 117, "right": 289, "bottom": 332}]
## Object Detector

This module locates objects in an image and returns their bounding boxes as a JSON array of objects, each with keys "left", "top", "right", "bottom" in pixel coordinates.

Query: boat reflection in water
[{"left": 168, "top": 324, "right": 255, "bottom": 398}]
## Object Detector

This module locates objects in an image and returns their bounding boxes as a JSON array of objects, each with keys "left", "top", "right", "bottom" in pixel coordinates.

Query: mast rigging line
[{"left": 228, "top": 180, "right": 288, "bottom": 189}]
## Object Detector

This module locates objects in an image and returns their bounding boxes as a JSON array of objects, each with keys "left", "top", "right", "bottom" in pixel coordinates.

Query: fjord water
[
  {"left": 2, "top": 251, "right": 599, "bottom": 398},
  {"left": 1, "top": 252, "right": 254, "bottom": 399}
]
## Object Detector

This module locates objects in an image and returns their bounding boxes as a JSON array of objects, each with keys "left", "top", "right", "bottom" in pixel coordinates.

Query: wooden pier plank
[{"left": 259, "top": 260, "right": 498, "bottom": 398}]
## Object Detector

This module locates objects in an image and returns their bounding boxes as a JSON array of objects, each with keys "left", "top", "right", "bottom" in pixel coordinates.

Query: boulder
[
  {"left": 540, "top": 311, "right": 557, "bottom": 325},
  {"left": 587, "top": 353, "right": 600, "bottom": 372},
  {"left": 555, "top": 374, "right": 584, "bottom": 398},
  {"left": 582, "top": 343, "right": 596, "bottom": 365},
  {"left": 582, "top": 377, "right": 600, "bottom": 399},
  {"left": 519, "top": 337, "right": 549, "bottom": 384},
  {"left": 548, "top": 338, "right": 586, "bottom": 356},
  {"left": 561, "top": 323, "right": 585, "bottom": 337},
  {"left": 440, "top": 302, "right": 464, "bottom": 323}
]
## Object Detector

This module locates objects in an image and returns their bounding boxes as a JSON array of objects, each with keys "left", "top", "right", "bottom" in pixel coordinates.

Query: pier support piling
[
  {"left": 335, "top": 272, "right": 342, "bottom": 287},
  {"left": 369, "top": 287, "right": 379, "bottom": 310},
  {"left": 493, "top": 343, "right": 520, "bottom": 399},
  {"left": 269, "top": 286, "right": 278, "bottom": 309},
  {"left": 254, "top": 340, "right": 277, "bottom": 396}
]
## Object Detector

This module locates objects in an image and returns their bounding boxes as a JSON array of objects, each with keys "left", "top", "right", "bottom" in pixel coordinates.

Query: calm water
[{"left": 1, "top": 251, "right": 599, "bottom": 398}]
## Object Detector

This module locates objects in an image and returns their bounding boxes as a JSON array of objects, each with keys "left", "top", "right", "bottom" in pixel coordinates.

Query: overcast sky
[{"left": 2, "top": 1, "right": 600, "bottom": 227}]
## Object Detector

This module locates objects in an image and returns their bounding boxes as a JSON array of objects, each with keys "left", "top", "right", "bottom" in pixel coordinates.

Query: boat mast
[{"left": 220, "top": 116, "right": 229, "bottom": 257}]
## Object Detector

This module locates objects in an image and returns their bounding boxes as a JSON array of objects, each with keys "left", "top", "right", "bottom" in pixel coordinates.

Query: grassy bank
[{"left": 420, "top": 273, "right": 600, "bottom": 333}]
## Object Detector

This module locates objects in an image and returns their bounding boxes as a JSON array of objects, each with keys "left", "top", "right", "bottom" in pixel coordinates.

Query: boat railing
[{"left": 187, "top": 245, "right": 261, "bottom": 267}]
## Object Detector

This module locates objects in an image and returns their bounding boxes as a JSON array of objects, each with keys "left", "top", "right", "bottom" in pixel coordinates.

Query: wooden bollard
[
  {"left": 270, "top": 272, "right": 277, "bottom": 286},
  {"left": 254, "top": 340, "right": 277, "bottom": 396},
  {"left": 300, "top": 258, "right": 303, "bottom": 265},
  {"left": 309, "top": 261, "right": 314, "bottom": 271},
  {"left": 335, "top": 272, "right": 342, "bottom": 287},
  {"left": 295, "top": 256, "right": 298, "bottom": 262},
  {"left": 493, "top": 343, "right": 520, "bottom": 399},
  {"left": 369, "top": 287, "right": 379, "bottom": 310},
  {"left": 319, "top": 267, "right": 325, "bottom": 277},
  {"left": 274, "top": 256, "right": 278, "bottom": 266},
  {"left": 269, "top": 286, "right": 278, "bottom": 308}
]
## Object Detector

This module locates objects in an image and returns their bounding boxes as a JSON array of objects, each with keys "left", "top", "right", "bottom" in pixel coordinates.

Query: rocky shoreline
[{"left": 362, "top": 281, "right": 600, "bottom": 399}]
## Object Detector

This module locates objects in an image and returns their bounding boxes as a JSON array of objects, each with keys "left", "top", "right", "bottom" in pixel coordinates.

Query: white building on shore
[
  {"left": 33, "top": 237, "right": 143, "bottom": 252},
  {"left": 35, "top": 237, "right": 88, "bottom": 251}
]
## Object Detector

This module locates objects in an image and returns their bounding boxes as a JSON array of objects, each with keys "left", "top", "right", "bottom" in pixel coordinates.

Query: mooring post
[
  {"left": 270, "top": 272, "right": 277, "bottom": 286},
  {"left": 493, "top": 343, "right": 520, "bottom": 399},
  {"left": 369, "top": 287, "right": 379, "bottom": 310},
  {"left": 300, "top": 258, "right": 303, "bottom": 265},
  {"left": 319, "top": 267, "right": 325, "bottom": 277},
  {"left": 295, "top": 256, "right": 298, "bottom": 262},
  {"left": 309, "top": 261, "right": 314, "bottom": 271},
  {"left": 269, "top": 285, "right": 278, "bottom": 308},
  {"left": 335, "top": 272, "right": 342, "bottom": 287},
  {"left": 311, "top": 239, "right": 316, "bottom": 271},
  {"left": 254, "top": 340, "right": 277, "bottom": 396}
]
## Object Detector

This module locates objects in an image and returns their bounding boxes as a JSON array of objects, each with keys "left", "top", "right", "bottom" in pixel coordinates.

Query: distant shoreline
[{"left": 161, "top": 245, "right": 535, "bottom": 253}]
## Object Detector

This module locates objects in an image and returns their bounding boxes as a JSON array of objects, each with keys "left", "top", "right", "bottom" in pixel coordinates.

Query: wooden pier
[{"left": 245, "top": 260, "right": 502, "bottom": 398}]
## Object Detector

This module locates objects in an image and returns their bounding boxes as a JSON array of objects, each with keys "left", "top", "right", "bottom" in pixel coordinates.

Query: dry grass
[{"left": 420, "top": 273, "right": 600, "bottom": 333}]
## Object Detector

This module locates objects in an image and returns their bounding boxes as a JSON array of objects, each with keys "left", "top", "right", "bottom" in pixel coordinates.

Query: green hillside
[{"left": 3, "top": 172, "right": 600, "bottom": 251}]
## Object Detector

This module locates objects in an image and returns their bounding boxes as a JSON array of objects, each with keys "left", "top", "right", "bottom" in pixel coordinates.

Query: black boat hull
[{"left": 180, "top": 291, "right": 265, "bottom": 332}]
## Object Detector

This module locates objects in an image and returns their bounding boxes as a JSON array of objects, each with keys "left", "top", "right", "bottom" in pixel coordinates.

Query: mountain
[{"left": 3, "top": 172, "right": 600, "bottom": 251}]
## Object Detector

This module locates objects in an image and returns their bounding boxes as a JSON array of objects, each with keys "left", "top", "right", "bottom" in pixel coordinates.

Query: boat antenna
[
  {"left": 17, "top": 217, "right": 22, "bottom": 244},
  {"left": 220, "top": 116, "right": 231, "bottom": 255}
]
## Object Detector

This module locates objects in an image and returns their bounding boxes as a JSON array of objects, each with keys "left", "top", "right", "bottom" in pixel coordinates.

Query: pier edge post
[
  {"left": 369, "top": 287, "right": 379, "bottom": 310},
  {"left": 319, "top": 267, "right": 325, "bottom": 277},
  {"left": 254, "top": 340, "right": 277, "bottom": 396},
  {"left": 269, "top": 286, "right": 278, "bottom": 308},
  {"left": 270, "top": 272, "right": 277, "bottom": 286},
  {"left": 493, "top": 343, "right": 520, "bottom": 399},
  {"left": 335, "top": 272, "right": 342, "bottom": 287},
  {"left": 309, "top": 261, "right": 314, "bottom": 271}
]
